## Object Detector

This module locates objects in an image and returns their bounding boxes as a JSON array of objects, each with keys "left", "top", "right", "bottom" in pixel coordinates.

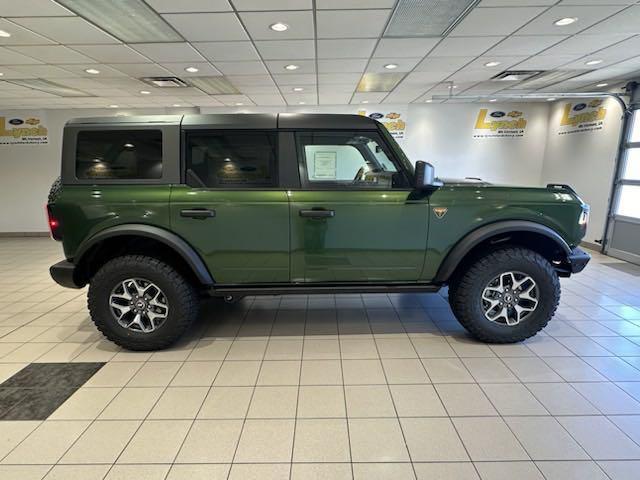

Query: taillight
[{"left": 46, "top": 204, "right": 62, "bottom": 241}]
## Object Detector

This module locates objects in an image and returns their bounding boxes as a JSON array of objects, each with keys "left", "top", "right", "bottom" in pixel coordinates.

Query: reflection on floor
[{"left": 1, "top": 238, "right": 640, "bottom": 479}]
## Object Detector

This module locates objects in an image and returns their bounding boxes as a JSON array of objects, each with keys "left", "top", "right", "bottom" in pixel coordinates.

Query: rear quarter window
[{"left": 76, "top": 130, "right": 163, "bottom": 180}]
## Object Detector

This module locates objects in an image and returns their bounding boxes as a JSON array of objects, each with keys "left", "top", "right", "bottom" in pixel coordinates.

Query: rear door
[
  {"left": 289, "top": 130, "right": 430, "bottom": 283},
  {"left": 170, "top": 129, "right": 289, "bottom": 284}
]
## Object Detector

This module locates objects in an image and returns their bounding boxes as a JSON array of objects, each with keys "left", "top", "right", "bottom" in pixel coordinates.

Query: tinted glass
[
  {"left": 296, "top": 131, "right": 408, "bottom": 188},
  {"left": 76, "top": 130, "right": 162, "bottom": 180},
  {"left": 187, "top": 131, "right": 277, "bottom": 188}
]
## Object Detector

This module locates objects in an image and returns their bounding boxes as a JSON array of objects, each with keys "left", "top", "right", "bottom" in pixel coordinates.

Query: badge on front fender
[{"left": 433, "top": 207, "right": 448, "bottom": 218}]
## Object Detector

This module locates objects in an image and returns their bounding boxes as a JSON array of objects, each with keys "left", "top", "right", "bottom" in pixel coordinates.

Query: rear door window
[{"left": 76, "top": 130, "right": 162, "bottom": 180}]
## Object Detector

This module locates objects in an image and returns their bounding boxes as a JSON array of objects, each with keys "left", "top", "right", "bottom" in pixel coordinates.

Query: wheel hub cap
[
  {"left": 481, "top": 271, "right": 539, "bottom": 326},
  {"left": 109, "top": 278, "right": 169, "bottom": 333}
]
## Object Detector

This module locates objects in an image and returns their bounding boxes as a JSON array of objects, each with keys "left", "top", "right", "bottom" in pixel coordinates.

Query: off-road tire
[
  {"left": 449, "top": 247, "right": 560, "bottom": 343},
  {"left": 88, "top": 255, "right": 199, "bottom": 350}
]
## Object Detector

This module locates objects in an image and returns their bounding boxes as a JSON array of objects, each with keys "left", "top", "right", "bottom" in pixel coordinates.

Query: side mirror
[{"left": 414, "top": 161, "right": 441, "bottom": 190}]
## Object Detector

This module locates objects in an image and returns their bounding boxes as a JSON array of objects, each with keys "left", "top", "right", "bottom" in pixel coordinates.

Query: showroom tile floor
[{"left": 1, "top": 238, "right": 640, "bottom": 479}]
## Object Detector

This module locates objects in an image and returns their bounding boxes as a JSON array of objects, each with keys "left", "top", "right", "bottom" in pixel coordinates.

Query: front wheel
[
  {"left": 88, "top": 255, "right": 199, "bottom": 351},
  {"left": 449, "top": 247, "right": 560, "bottom": 343}
]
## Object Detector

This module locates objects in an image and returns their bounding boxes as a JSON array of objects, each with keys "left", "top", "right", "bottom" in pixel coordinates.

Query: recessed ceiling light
[
  {"left": 547, "top": 97, "right": 556, "bottom": 101},
  {"left": 0, "top": 30, "right": 11, "bottom": 38},
  {"left": 0, "top": 72, "right": 3, "bottom": 77},
  {"left": 585, "top": 59, "right": 603, "bottom": 66},
  {"left": 185, "top": 66, "right": 199, "bottom": 73},
  {"left": 484, "top": 61, "right": 501, "bottom": 67},
  {"left": 361, "top": 100, "right": 369, "bottom": 104},
  {"left": 172, "top": 103, "right": 181, "bottom": 107},
  {"left": 384, "top": 63, "right": 398, "bottom": 69},
  {"left": 284, "top": 64, "right": 299, "bottom": 70},
  {"left": 298, "top": 101, "right": 305, "bottom": 104},
  {"left": 489, "top": 98, "right": 497, "bottom": 102},
  {"left": 554, "top": 17, "right": 577, "bottom": 26},
  {"left": 109, "top": 104, "right": 119, "bottom": 108},
  {"left": 269, "top": 22, "right": 289, "bottom": 32},
  {"left": 597, "top": 83, "right": 608, "bottom": 87},
  {"left": 235, "top": 102, "right": 244, "bottom": 106},
  {"left": 448, "top": 85, "right": 457, "bottom": 89},
  {"left": 84, "top": 68, "right": 100, "bottom": 75},
  {"left": 292, "top": 87, "right": 304, "bottom": 92},
  {"left": 140, "top": 90, "right": 151, "bottom": 94}
]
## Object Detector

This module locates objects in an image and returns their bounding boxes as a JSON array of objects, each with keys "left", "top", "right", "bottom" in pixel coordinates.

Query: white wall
[
  {"left": 540, "top": 97, "right": 624, "bottom": 244},
  {"left": 0, "top": 100, "right": 620, "bottom": 234}
]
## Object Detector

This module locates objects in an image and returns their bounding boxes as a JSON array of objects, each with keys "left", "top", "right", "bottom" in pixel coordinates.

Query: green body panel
[
  {"left": 170, "top": 186, "right": 289, "bottom": 284},
  {"left": 54, "top": 185, "right": 173, "bottom": 259},
  {"left": 289, "top": 190, "right": 430, "bottom": 282},
  {"left": 422, "top": 184, "right": 585, "bottom": 280}
]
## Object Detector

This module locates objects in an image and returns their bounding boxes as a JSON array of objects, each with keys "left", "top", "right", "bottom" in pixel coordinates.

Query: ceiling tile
[
  {"left": 8, "top": 45, "right": 94, "bottom": 64},
  {"left": 214, "top": 61, "right": 269, "bottom": 75},
  {"left": 317, "top": 72, "right": 362, "bottom": 84},
  {"left": 318, "top": 58, "right": 368, "bottom": 73},
  {"left": 317, "top": 0, "right": 395, "bottom": 8},
  {"left": 0, "top": 19, "right": 56, "bottom": 45},
  {"left": 429, "top": 36, "right": 504, "bottom": 57},
  {"left": 194, "top": 42, "right": 260, "bottom": 62},
  {"left": 449, "top": 7, "right": 546, "bottom": 36},
  {"left": 317, "top": 9, "right": 391, "bottom": 38},
  {"left": 447, "top": 68, "right": 497, "bottom": 83},
  {"left": 319, "top": 92, "right": 352, "bottom": 104},
  {"left": 479, "top": 0, "right": 556, "bottom": 5},
  {"left": 317, "top": 39, "right": 377, "bottom": 59},
  {"left": 582, "top": 5, "right": 640, "bottom": 34},
  {"left": 266, "top": 59, "right": 315, "bottom": 74},
  {"left": 373, "top": 38, "right": 440, "bottom": 58},
  {"left": 213, "top": 94, "right": 253, "bottom": 105},
  {"left": 272, "top": 73, "right": 316, "bottom": 85},
  {"left": 133, "top": 43, "right": 206, "bottom": 63},
  {"left": 514, "top": 54, "right": 583, "bottom": 70},
  {"left": 464, "top": 55, "right": 529, "bottom": 69},
  {"left": 248, "top": 93, "right": 286, "bottom": 105},
  {"left": 145, "top": 0, "right": 231, "bottom": 12},
  {"left": 73, "top": 45, "right": 150, "bottom": 63},
  {"left": 0, "top": 0, "right": 74, "bottom": 16},
  {"left": 232, "top": 0, "right": 312, "bottom": 10},
  {"left": 161, "top": 62, "right": 222, "bottom": 76},
  {"left": 109, "top": 63, "right": 173, "bottom": 77},
  {"left": 351, "top": 92, "right": 387, "bottom": 103},
  {"left": 517, "top": 5, "right": 627, "bottom": 35},
  {"left": 415, "top": 56, "right": 474, "bottom": 72},
  {"left": 10, "top": 17, "right": 119, "bottom": 45},
  {"left": 8, "top": 65, "right": 77, "bottom": 78},
  {"left": 227, "top": 74, "right": 275, "bottom": 85},
  {"left": 318, "top": 84, "right": 354, "bottom": 94},
  {"left": 57, "top": 64, "right": 127, "bottom": 78},
  {"left": 239, "top": 11, "right": 314, "bottom": 40},
  {"left": 236, "top": 84, "right": 280, "bottom": 94},
  {"left": 162, "top": 13, "right": 248, "bottom": 41},
  {"left": 283, "top": 93, "right": 317, "bottom": 104},
  {"left": 487, "top": 35, "right": 568, "bottom": 55},
  {"left": 403, "top": 71, "right": 453, "bottom": 84},
  {"left": 366, "top": 57, "right": 422, "bottom": 73},
  {"left": 255, "top": 40, "right": 315, "bottom": 60},
  {"left": 542, "top": 34, "right": 632, "bottom": 56},
  {"left": 382, "top": 89, "right": 423, "bottom": 104},
  {"left": 0, "top": 66, "right": 31, "bottom": 79}
]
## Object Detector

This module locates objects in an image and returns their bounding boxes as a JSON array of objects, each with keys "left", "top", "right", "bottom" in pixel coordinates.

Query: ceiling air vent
[
  {"left": 491, "top": 71, "right": 544, "bottom": 82},
  {"left": 141, "top": 77, "right": 189, "bottom": 88},
  {"left": 385, "top": 0, "right": 479, "bottom": 37}
]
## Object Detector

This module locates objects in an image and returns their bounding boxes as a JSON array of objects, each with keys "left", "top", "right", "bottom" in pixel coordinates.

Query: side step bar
[{"left": 209, "top": 282, "right": 441, "bottom": 298}]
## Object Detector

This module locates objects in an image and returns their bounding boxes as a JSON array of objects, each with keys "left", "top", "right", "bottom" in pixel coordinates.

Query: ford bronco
[{"left": 48, "top": 113, "right": 590, "bottom": 350}]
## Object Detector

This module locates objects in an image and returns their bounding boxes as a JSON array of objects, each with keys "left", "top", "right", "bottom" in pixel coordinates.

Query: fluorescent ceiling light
[
  {"left": 597, "top": 83, "right": 608, "bottom": 87},
  {"left": 546, "top": 97, "right": 556, "bottom": 101},
  {"left": 140, "top": 90, "right": 151, "bottom": 94},
  {"left": 585, "top": 59, "right": 602, "bottom": 66},
  {"left": 56, "top": 0, "right": 182, "bottom": 43},
  {"left": 385, "top": 0, "right": 477, "bottom": 37},
  {"left": 85, "top": 68, "right": 100, "bottom": 74},
  {"left": 0, "top": 30, "right": 11, "bottom": 38},
  {"left": 292, "top": 87, "right": 304, "bottom": 92},
  {"left": 185, "top": 66, "right": 199, "bottom": 73},
  {"left": 188, "top": 76, "right": 240, "bottom": 94},
  {"left": 357, "top": 72, "right": 405, "bottom": 92},
  {"left": 554, "top": 17, "right": 577, "bottom": 26},
  {"left": 384, "top": 64, "right": 398, "bottom": 70},
  {"left": 269, "top": 22, "right": 288, "bottom": 32},
  {"left": 284, "top": 64, "right": 299, "bottom": 70},
  {"left": 10, "top": 79, "right": 92, "bottom": 97},
  {"left": 484, "top": 61, "right": 501, "bottom": 67}
]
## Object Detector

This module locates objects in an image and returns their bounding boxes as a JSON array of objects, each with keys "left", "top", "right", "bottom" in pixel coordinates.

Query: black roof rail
[{"left": 546, "top": 183, "right": 576, "bottom": 194}]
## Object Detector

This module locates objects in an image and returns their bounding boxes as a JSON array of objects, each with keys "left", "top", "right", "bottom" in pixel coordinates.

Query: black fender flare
[
  {"left": 74, "top": 224, "right": 214, "bottom": 285},
  {"left": 433, "top": 220, "right": 572, "bottom": 283}
]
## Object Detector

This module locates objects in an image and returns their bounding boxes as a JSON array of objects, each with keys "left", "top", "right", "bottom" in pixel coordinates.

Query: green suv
[{"left": 48, "top": 113, "right": 590, "bottom": 350}]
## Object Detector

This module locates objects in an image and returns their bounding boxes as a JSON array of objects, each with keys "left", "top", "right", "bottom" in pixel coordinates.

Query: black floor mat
[{"left": 0, "top": 363, "right": 104, "bottom": 420}]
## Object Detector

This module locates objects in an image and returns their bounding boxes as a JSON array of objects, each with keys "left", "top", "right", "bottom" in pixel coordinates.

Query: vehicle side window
[
  {"left": 296, "top": 131, "right": 409, "bottom": 188},
  {"left": 186, "top": 131, "right": 277, "bottom": 188},
  {"left": 76, "top": 130, "right": 162, "bottom": 180}
]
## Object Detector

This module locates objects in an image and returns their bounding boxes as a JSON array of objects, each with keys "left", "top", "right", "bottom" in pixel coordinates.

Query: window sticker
[{"left": 313, "top": 151, "right": 337, "bottom": 179}]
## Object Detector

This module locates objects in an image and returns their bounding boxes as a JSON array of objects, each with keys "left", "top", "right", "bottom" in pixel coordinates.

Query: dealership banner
[
  {"left": 558, "top": 100, "right": 607, "bottom": 135},
  {"left": 472, "top": 108, "right": 528, "bottom": 139},
  {"left": 357, "top": 107, "right": 408, "bottom": 141},
  {"left": 0, "top": 112, "right": 49, "bottom": 145}
]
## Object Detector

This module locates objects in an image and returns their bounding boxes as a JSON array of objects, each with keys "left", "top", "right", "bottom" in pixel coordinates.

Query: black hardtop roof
[{"left": 66, "top": 113, "right": 381, "bottom": 130}]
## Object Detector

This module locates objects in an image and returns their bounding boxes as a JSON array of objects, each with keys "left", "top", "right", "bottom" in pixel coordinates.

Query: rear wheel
[
  {"left": 449, "top": 247, "right": 560, "bottom": 343},
  {"left": 88, "top": 255, "right": 199, "bottom": 350}
]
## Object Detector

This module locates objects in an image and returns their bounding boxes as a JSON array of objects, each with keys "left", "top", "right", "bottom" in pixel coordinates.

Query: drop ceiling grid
[{"left": 0, "top": 0, "right": 637, "bottom": 108}]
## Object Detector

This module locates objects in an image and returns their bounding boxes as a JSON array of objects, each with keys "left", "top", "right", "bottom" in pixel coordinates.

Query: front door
[
  {"left": 171, "top": 130, "right": 289, "bottom": 284},
  {"left": 289, "top": 130, "right": 430, "bottom": 283}
]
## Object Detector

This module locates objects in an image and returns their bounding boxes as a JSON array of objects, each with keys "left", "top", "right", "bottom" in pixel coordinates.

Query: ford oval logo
[
  {"left": 573, "top": 103, "right": 587, "bottom": 111},
  {"left": 490, "top": 111, "right": 505, "bottom": 118},
  {"left": 8, "top": 118, "right": 24, "bottom": 125},
  {"left": 368, "top": 113, "right": 384, "bottom": 119}
]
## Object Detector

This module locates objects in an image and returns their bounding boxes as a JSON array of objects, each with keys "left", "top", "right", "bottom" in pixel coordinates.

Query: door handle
[
  {"left": 181, "top": 208, "right": 215, "bottom": 219},
  {"left": 299, "top": 209, "right": 335, "bottom": 218}
]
